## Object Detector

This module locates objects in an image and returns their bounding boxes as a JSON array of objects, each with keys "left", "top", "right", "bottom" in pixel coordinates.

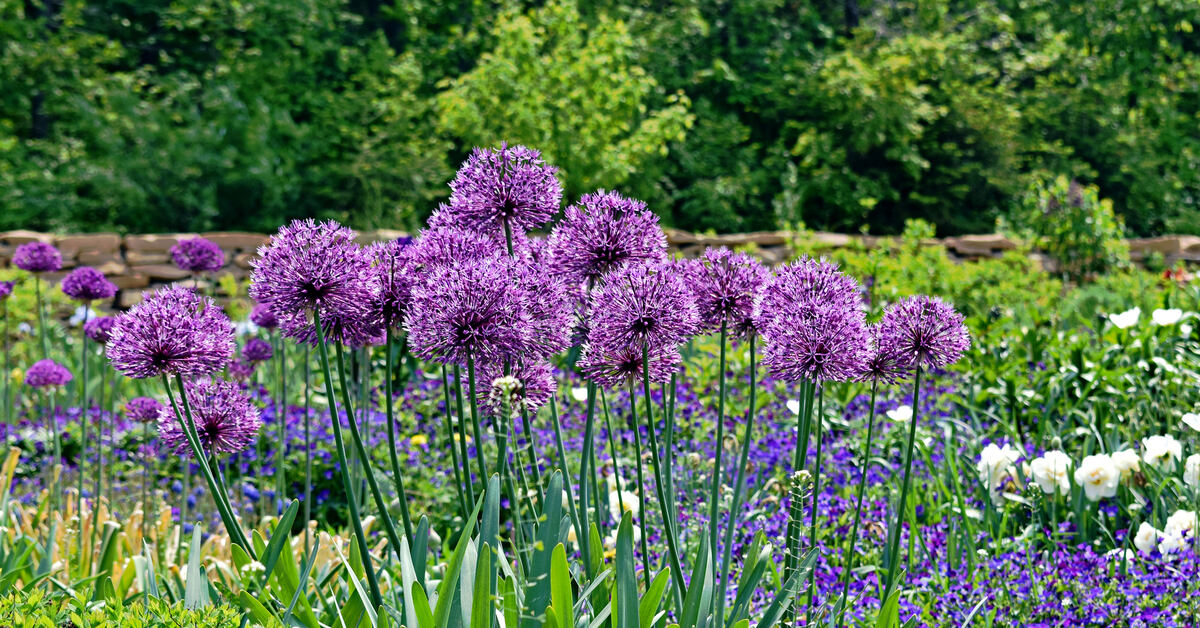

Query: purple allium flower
[
  {"left": 405, "top": 253, "right": 534, "bottom": 366},
  {"left": 228, "top": 359, "right": 256, "bottom": 381},
  {"left": 586, "top": 262, "right": 699, "bottom": 352},
  {"left": 170, "top": 237, "right": 225, "bottom": 273},
  {"left": 60, "top": 266, "right": 118, "bottom": 302},
  {"left": 107, "top": 286, "right": 235, "bottom": 379},
  {"left": 510, "top": 257, "right": 573, "bottom": 358},
  {"left": 759, "top": 302, "right": 870, "bottom": 383},
  {"left": 13, "top": 242, "right": 62, "bottom": 273},
  {"left": 84, "top": 316, "right": 116, "bottom": 344},
  {"left": 369, "top": 239, "right": 418, "bottom": 330},
  {"left": 126, "top": 396, "right": 165, "bottom": 422},
  {"left": 855, "top": 322, "right": 913, "bottom": 385},
  {"left": 249, "top": 303, "right": 278, "bottom": 329},
  {"left": 158, "top": 378, "right": 261, "bottom": 456},
  {"left": 446, "top": 144, "right": 562, "bottom": 235},
  {"left": 478, "top": 359, "right": 555, "bottom": 417},
  {"left": 880, "top": 295, "right": 970, "bottom": 369},
  {"left": 249, "top": 219, "right": 382, "bottom": 347},
  {"left": 25, "top": 359, "right": 73, "bottom": 388},
  {"left": 547, "top": 190, "right": 667, "bottom": 284},
  {"left": 242, "top": 337, "right": 273, "bottom": 363},
  {"left": 407, "top": 224, "right": 504, "bottom": 269},
  {"left": 756, "top": 257, "right": 862, "bottom": 323},
  {"left": 0, "top": 281, "right": 14, "bottom": 300},
  {"left": 684, "top": 247, "right": 770, "bottom": 337},
  {"left": 578, "top": 341, "right": 681, "bottom": 389}
]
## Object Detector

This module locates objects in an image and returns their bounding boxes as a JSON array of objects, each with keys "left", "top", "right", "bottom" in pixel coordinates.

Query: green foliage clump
[{"left": 0, "top": 589, "right": 241, "bottom": 627}]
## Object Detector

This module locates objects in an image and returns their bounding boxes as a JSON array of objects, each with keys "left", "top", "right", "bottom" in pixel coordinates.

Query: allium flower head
[
  {"left": 243, "top": 337, "right": 273, "bottom": 363},
  {"left": 855, "top": 322, "right": 913, "bottom": 385},
  {"left": 548, "top": 190, "right": 666, "bottom": 284},
  {"left": 250, "top": 219, "right": 382, "bottom": 347},
  {"left": 107, "top": 286, "right": 235, "bottom": 379},
  {"left": 760, "top": 302, "right": 870, "bottom": 383},
  {"left": 249, "top": 303, "right": 278, "bottom": 329},
  {"left": 447, "top": 144, "right": 562, "bottom": 234},
  {"left": 405, "top": 253, "right": 533, "bottom": 366},
  {"left": 228, "top": 359, "right": 256, "bottom": 381},
  {"left": 158, "top": 378, "right": 261, "bottom": 456},
  {"left": 510, "top": 256, "right": 573, "bottom": 357},
  {"left": 879, "top": 295, "right": 970, "bottom": 370},
  {"left": 126, "top": 396, "right": 165, "bottom": 422},
  {"left": 408, "top": 224, "right": 504, "bottom": 269},
  {"left": 369, "top": 239, "right": 419, "bottom": 329},
  {"left": 756, "top": 257, "right": 862, "bottom": 323},
  {"left": 170, "top": 237, "right": 225, "bottom": 273},
  {"left": 578, "top": 340, "right": 681, "bottom": 389},
  {"left": 25, "top": 359, "right": 73, "bottom": 388},
  {"left": 684, "top": 247, "right": 770, "bottom": 336},
  {"left": 0, "top": 281, "right": 15, "bottom": 301},
  {"left": 479, "top": 359, "right": 555, "bottom": 418},
  {"left": 61, "top": 266, "right": 117, "bottom": 302},
  {"left": 586, "top": 262, "right": 699, "bottom": 352},
  {"left": 84, "top": 316, "right": 116, "bottom": 344},
  {"left": 13, "top": 242, "right": 62, "bottom": 273}
]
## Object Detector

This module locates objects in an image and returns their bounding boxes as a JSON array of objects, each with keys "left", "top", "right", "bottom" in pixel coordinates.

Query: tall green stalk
[
  {"left": 806, "top": 388, "right": 825, "bottom": 610},
  {"left": 625, "top": 381, "right": 653, "bottom": 589},
  {"left": 303, "top": 343, "right": 313, "bottom": 555},
  {"left": 576, "top": 382, "right": 598, "bottom": 578},
  {"left": 441, "top": 364, "right": 471, "bottom": 511},
  {"left": 310, "top": 312, "right": 382, "bottom": 607},
  {"left": 783, "top": 380, "right": 816, "bottom": 602},
  {"left": 882, "top": 367, "right": 924, "bottom": 606},
  {"left": 465, "top": 354, "right": 489, "bottom": 483},
  {"left": 716, "top": 334, "right": 757, "bottom": 624},
  {"left": 640, "top": 342, "right": 686, "bottom": 612},
  {"left": 452, "top": 365, "right": 475, "bottom": 502},
  {"left": 708, "top": 322, "right": 728, "bottom": 566},
  {"left": 836, "top": 380, "right": 880, "bottom": 627},
  {"left": 76, "top": 307, "right": 90, "bottom": 564},
  {"left": 34, "top": 275, "right": 48, "bottom": 360},
  {"left": 383, "top": 329, "right": 414, "bottom": 542},
  {"left": 3, "top": 301, "right": 9, "bottom": 434},
  {"left": 275, "top": 331, "right": 286, "bottom": 514},
  {"left": 550, "top": 394, "right": 585, "bottom": 568}
]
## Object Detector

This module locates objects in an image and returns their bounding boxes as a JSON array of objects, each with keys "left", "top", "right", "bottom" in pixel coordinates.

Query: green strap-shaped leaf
[
  {"left": 612, "top": 512, "right": 639, "bottom": 628},
  {"left": 470, "top": 543, "right": 493, "bottom": 628},
  {"left": 184, "top": 526, "right": 210, "bottom": 610},
  {"left": 549, "top": 543, "right": 574, "bottom": 628}
]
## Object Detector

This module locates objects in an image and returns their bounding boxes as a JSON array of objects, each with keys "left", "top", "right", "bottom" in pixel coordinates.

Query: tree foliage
[{"left": 1, "top": 0, "right": 1198, "bottom": 235}]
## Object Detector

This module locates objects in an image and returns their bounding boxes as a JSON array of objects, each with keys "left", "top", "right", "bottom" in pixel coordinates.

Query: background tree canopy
[{"left": 2, "top": 0, "right": 1198, "bottom": 236}]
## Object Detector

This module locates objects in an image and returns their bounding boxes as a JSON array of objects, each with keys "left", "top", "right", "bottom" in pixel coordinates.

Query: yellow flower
[
  {"left": 452, "top": 433, "right": 472, "bottom": 444},
  {"left": 410, "top": 434, "right": 429, "bottom": 447},
  {"left": 10, "top": 369, "right": 22, "bottom": 385}
]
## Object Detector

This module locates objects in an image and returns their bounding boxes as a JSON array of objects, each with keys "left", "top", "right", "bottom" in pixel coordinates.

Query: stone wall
[{"left": 1, "top": 229, "right": 1197, "bottom": 310}]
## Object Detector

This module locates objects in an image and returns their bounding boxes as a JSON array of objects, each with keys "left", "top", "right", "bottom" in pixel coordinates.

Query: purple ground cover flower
[
  {"left": 548, "top": 190, "right": 666, "bottom": 284},
  {"left": 13, "top": 242, "right": 62, "bottom": 273},
  {"left": 586, "top": 262, "right": 699, "bottom": 352},
  {"left": 126, "top": 396, "right": 165, "bottom": 422},
  {"left": 25, "top": 359, "right": 73, "bottom": 388},
  {"left": 61, "top": 266, "right": 117, "bottom": 302},
  {"left": 84, "top": 316, "right": 116, "bottom": 344},
  {"left": 170, "top": 237, "right": 225, "bottom": 273},
  {"left": 250, "top": 219, "right": 381, "bottom": 347},
  {"left": 446, "top": 144, "right": 562, "bottom": 235},
  {"left": 0, "top": 280, "right": 13, "bottom": 300},
  {"left": 243, "top": 337, "right": 273, "bottom": 363},
  {"left": 249, "top": 303, "right": 278, "bottom": 329},
  {"left": 684, "top": 247, "right": 770, "bottom": 337},
  {"left": 107, "top": 286, "right": 235, "bottom": 379},
  {"left": 881, "top": 295, "right": 970, "bottom": 369},
  {"left": 158, "top": 378, "right": 261, "bottom": 455}
]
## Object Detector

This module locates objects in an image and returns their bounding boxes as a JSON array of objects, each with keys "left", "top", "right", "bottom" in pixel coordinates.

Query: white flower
[
  {"left": 1183, "top": 413, "right": 1200, "bottom": 433},
  {"left": 786, "top": 399, "right": 800, "bottom": 415},
  {"left": 69, "top": 305, "right": 99, "bottom": 327},
  {"left": 1073, "top": 454, "right": 1120, "bottom": 501},
  {"left": 1028, "top": 450, "right": 1072, "bottom": 496},
  {"left": 1164, "top": 509, "right": 1197, "bottom": 540},
  {"left": 604, "top": 525, "right": 641, "bottom": 547},
  {"left": 1111, "top": 449, "right": 1141, "bottom": 480},
  {"left": 977, "top": 443, "right": 1022, "bottom": 502},
  {"left": 1152, "top": 308, "right": 1184, "bottom": 325},
  {"left": 1106, "top": 548, "right": 1136, "bottom": 562},
  {"left": 886, "top": 405, "right": 913, "bottom": 423},
  {"left": 1158, "top": 533, "right": 1187, "bottom": 558},
  {"left": 608, "top": 489, "right": 640, "bottom": 519},
  {"left": 1186, "top": 454, "right": 1200, "bottom": 488},
  {"left": 1142, "top": 435, "right": 1183, "bottom": 468},
  {"left": 571, "top": 387, "right": 589, "bottom": 402},
  {"left": 1133, "top": 522, "right": 1161, "bottom": 554},
  {"left": 1108, "top": 307, "right": 1141, "bottom": 329}
]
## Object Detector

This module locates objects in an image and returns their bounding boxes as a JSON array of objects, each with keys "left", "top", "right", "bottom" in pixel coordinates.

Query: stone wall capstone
[{"left": 1, "top": 230, "right": 1195, "bottom": 311}]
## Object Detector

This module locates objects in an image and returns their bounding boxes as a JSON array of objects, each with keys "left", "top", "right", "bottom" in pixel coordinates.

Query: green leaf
[
  {"left": 436, "top": 490, "right": 486, "bottom": 628},
  {"left": 525, "top": 471, "right": 565, "bottom": 626},
  {"left": 549, "top": 543, "right": 574, "bottom": 628},
  {"left": 612, "top": 512, "right": 639, "bottom": 628},
  {"left": 470, "top": 543, "right": 493, "bottom": 628},
  {"left": 876, "top": 589, "right": 901, "bottom": 628},
  {"left": 183, "top": 526, "right": 209, "bottom": 610},
  {"left": 638, "top": 569, "right": 669, "bottom": 628},
  {"left": 238, "top": 590, "right": 283, "bottom": 628},
  {"left": 262, "top": 500, "right": 300, "bottom": 585},
  {"left": 678, "top": 538, "right": 712, "bottom": 628},
  {"left": 412, "top": 581, "right": 435, "bottom": 628}
]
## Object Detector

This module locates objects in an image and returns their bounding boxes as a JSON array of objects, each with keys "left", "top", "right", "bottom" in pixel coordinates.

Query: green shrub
[{"left": 0, "top": 590, "right": 241, "bottom": 627}]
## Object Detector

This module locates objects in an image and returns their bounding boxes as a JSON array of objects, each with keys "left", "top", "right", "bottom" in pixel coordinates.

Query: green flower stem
[
  {"left": 784, "top": 380, "right": 815, "bottom": 603},
  {"left": 806, "top": 387, "right": 825, "bottom": 610},
  {"left": 550, "top": 394, "right": 586, "bottom": 573},
  {"left": 520, "top": 409, "right": 544, "bottom": 506},
  {"left": 45, "top": 390, "right": 60, "bottom": 511},
  {"left": 275, "top": 330, "right": 287, "bottom": 515},
  {"left": 465, "top": 354, "right": 489, "bottom": 483},
  {"left": 708, "top": 322, "right": 728, "bottom": 568},
  {"left": 311, "top": 313, "right": 382, "bottom": 607},
  {"left": 716, "top": 334, "right": 757, "bottom": 625},
  {"left": 601, "top": 390, "right": 628, "bottom": 525},
  {"left": 303, "top": 343, "right": 313, "bottom": 555},
  {"left": 452, "top": 365, "right": 475, "bottom": 502},
  {"left": 383, "top": 329, "right": 414, "bottom": 543},
  {"left": 34, "top": 275, "right": 48, "bottom": 360},
  {"left": 3, "top": 302, "right": 10, "bottom": 433},
  {"left": 641, "top": 342, "right": 686, "bottom": 613},
  {"left": 576, "top": 382, "right": 598, "bottom": 577},
  {"left": 882, "top": 366, "right": 924, "bottom": 606},
  {"left": 76, "top": 307, "right": 90, "bottom": 565},
  {"left": 441, "top": 364, "right": 471, "bottom": 512},
  {"left": 334, "top": 342, "right": 406, "bottom": 564},
  {"left": 161, "top": 374, "right": 253, "bottom": 557},
  {"left": 835, "top": 379, "right": 880, "bottom": 628},
  {"left": 625, "top": 381, "right": 653, "bottom": 589}
]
